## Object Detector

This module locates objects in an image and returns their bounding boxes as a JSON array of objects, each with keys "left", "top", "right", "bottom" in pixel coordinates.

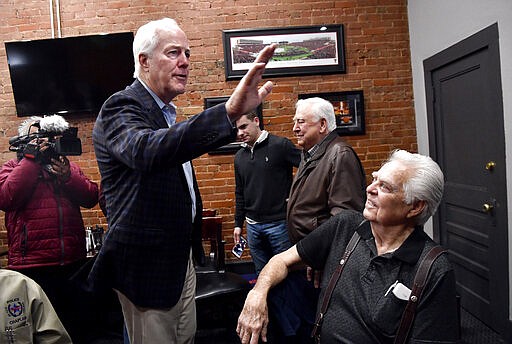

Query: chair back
[
  {"left": 195, "top": 210, "right": 251, "bottom": 304},
  {"left": 202, "top": 209, "right": 217, "bottom": 217},
  {"left": 201, "top": 214, "right": 225, "bottom": 272}
]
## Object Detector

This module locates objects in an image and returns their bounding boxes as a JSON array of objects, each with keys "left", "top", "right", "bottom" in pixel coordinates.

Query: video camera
[{"left": 9, "top": 115, "right": 82, "bottom": 163}]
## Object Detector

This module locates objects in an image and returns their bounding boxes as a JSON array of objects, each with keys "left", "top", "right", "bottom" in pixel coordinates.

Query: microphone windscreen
[{"left": 39, "top": 115, "right": 69, "bottom": 133}]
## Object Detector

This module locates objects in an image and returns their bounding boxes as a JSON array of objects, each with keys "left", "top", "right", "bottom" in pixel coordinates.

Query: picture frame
[
  {"left": 222, "top": 24, "right": 345, "bottom": 80},
  {"left": 205, "top": 96, "right": 263, "bottom": 155},
  {"left": 298, "top": 91, "right": 365, "bottom": 136}
]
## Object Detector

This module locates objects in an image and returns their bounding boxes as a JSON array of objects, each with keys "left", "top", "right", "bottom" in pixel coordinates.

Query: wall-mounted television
[{"left": 5, "top": 32, "right": 134, "bottom": 117}]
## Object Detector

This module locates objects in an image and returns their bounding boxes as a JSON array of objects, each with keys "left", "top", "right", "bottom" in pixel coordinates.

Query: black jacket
[{"left": 234, "top": 133, "right": 300, "bottom": 227}]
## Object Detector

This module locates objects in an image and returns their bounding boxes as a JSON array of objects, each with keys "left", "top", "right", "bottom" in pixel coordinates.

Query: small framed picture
[{"left": 299, "top": 90, "right": 365, "bottom": 136}]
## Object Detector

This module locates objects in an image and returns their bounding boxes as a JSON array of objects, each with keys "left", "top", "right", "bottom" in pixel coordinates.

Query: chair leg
[{"left": 456, "top": 294, "right": 461, "bottom": 340}]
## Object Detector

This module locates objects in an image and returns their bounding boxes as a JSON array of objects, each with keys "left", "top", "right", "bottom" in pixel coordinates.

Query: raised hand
[{"left": 226, "top": 44, "right": 277, "bottom": 122}]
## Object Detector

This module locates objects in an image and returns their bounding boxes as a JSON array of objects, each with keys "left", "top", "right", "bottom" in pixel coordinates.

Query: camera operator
[{"left": 0, "top": 115, "right": 99, "bottom": 343}]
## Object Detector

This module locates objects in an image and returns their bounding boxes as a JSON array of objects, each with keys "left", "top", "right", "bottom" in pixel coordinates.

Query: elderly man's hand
[
  {"left": 226, "top": 44, "right": 277, "bottom": 122},
  {"left": 236, "top": 289, "right": 269, "bottom": 344}
]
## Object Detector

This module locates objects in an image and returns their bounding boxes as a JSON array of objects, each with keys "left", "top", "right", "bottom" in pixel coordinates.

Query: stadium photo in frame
[
  {"left": 205, "top": 96, "right": 264, "bottom": 155},
  {"left": 222, "top": 24, "right": 345, "bottom": 80},
  {"left": 298, "top": 90, "right": 365, "bottom": 136}
]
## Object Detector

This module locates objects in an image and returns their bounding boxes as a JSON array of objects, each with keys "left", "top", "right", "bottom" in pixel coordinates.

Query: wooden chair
[
  {"left": 196, "top": 214, "right": 226, "bottom": 273},
  {"left": 195, "top": 211, "right": 251, "bottom": 334},
  {"left": 201, "top": 208, "right": 217, "bottom": 217}
]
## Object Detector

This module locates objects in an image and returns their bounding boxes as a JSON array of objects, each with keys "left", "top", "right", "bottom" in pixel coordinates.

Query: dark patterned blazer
[{"left": 88, "top": 79, "right": 236, "bottom": 308}]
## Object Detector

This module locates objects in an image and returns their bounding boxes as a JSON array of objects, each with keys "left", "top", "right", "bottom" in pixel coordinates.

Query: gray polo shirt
[{"left": 297, "top": 210, "right": 458, "bottom": 343}]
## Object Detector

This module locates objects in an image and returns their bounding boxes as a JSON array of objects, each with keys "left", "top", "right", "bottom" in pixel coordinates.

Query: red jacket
[{"left": 0, "top": 157, "right": 99, "bottom": 269}]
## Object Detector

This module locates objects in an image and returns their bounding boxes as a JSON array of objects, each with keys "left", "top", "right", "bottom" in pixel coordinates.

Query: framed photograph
[
  {"left": 222, "top": 24, "right": 345, "bottom": 80},
  {"left": 205, "top": 96, "right": 263, "bottom": 155},
  {"left": 298, "top": 90, "right": 365, "bottom": 136}
]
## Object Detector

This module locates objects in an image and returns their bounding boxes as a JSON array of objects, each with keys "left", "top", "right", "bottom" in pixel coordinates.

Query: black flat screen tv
[{"left": 5, "top": 32, "right": 134, "bottom": 117}]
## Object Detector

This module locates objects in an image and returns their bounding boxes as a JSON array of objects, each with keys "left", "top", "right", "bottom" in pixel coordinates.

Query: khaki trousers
[{"left": 116, "top": 251, "right": 196, "bottom": 343}]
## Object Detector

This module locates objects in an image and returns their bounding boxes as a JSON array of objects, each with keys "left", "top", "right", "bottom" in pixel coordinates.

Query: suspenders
[{"left": 311, "top": 226, "right": 446, "bottom": 344}]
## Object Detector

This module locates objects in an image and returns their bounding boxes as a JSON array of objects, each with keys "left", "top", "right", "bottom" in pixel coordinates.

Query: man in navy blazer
[{"left": 88, "top": 18, "right": 276, "bottom": 343}]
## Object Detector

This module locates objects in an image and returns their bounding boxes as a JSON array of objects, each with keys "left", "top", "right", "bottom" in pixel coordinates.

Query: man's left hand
[{"left": 226, "top": 44, "right": 277, "bottom": 122}]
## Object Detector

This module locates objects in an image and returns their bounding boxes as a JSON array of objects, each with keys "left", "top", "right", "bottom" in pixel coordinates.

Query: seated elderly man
[{"left": 237, "top": 150, "right": 458, "bottom": 344}]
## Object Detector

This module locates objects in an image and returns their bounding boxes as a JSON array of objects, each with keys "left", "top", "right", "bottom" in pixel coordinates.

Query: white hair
[
  {"left": 386, "top": 149, "right": 445, "bottom": 225},
  {"left": 295, "top": 97, "right": 337, "bottom": 132},
  {"left": 18, "top": 116, "right": 43, "bottom": 136},
  {"left": 132, "top": 18, "right": 181, "bottom": 78}
]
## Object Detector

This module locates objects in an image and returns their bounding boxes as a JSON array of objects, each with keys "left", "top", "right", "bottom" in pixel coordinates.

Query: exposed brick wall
[{"left": 0, "top": 0, "right": 416, "bottom": 267}]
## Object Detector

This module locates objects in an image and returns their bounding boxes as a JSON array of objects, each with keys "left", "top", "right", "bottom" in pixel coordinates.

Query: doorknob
[
  {"left": 482, "top": 203, "right": 494, "bottom": 213},
  {"left": 485, "top": 161, "right": 496, "bottom": 171}
]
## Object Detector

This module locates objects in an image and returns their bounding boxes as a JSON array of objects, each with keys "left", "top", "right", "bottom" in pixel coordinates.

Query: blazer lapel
[{"left": 130, "top": 79, "right": 169, "bottom": 129}]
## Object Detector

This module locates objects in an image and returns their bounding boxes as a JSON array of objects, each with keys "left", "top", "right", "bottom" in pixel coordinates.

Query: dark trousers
[
  {"left": 267, "top": 270, "right": 319, "bottom": 344},
  {"left": 19, "top": 259, "right": 107, "bottom": 344}
]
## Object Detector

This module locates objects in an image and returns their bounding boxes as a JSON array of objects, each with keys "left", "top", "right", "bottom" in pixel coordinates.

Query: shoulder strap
[
  {"left": 311, "top": 229, "right": 361, "bottom": 339},
  {"left": 393, "top": 245, "right": 446, "bottom": 344}
]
